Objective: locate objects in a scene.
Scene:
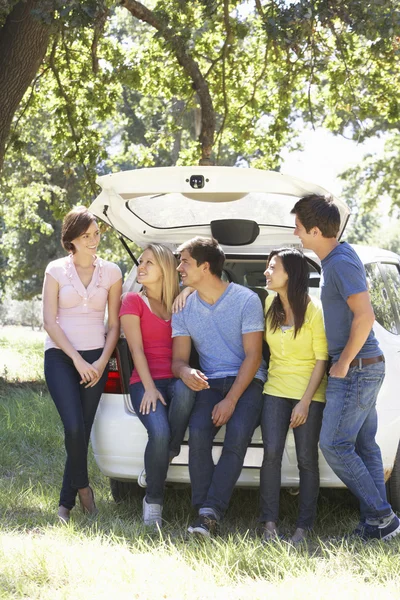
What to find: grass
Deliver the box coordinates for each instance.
[0,327,400,598]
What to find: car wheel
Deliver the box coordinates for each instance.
[109,478,144,503]
[386,440,400,512]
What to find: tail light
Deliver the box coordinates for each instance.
[104,353,123,394]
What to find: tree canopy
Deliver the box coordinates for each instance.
[0,0,399,298]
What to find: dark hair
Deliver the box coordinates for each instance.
[61,206,97,253]
[178,236,225,278]
[290,194,340,238]
[266,248,309,338]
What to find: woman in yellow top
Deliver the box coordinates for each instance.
[260,248,328,544]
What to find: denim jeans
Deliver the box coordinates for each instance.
[188,377,264,520]
[129,378,196,505]
[44,347,109,510]
[260,394,325,529]
[319,361,390,524]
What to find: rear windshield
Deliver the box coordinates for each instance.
[127,192,297,230]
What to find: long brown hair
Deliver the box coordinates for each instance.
[266,248,309,338]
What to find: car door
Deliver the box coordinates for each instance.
[364,258,400,472]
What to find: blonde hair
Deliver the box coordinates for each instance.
[142,244,179,313]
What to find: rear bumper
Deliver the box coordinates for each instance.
[91,393,345,487]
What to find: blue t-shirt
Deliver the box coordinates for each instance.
[172,283,268,381]
[320,242,381,361]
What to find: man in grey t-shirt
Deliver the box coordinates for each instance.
[172,237,267,536]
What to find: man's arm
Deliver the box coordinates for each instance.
[330,291,376,378]
[211,330,263,427]
[172,336,209,391]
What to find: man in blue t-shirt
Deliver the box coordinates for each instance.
[291,194,400,541]
[172,236,267,536]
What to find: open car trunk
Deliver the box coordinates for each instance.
[89,166,350,253]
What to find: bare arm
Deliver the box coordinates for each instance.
[212,330,263,427]
[42,273,99,383]
[172,336,209,391]
[121,313,166,413]
[87,278,122,387]
[330,291,375,378]
[172,287,194,313]
[290,360,327,428]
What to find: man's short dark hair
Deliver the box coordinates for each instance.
[291,194,340,238]
[178,237,225,278]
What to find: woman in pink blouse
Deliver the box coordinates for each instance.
[42,206,122,523]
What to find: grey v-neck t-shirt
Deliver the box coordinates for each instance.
[172,283,267,381]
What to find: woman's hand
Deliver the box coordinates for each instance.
[172,287,194,313]
[73,355,100,387]
[139,388,167,414]
[290,400,310,429]
[83,358,108,388]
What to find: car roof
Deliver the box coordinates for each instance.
[352,244,400,263]
[89,166,350,250]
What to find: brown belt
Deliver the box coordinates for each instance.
[348,355,385,369]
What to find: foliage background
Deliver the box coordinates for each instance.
[0,0,399,307]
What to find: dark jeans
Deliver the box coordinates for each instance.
[129,378,196,505]
[44,347,109,510]
[188,377,264,520]
[260,394,325,529]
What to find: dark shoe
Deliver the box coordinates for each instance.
[57,505,70,524]
[290,527,308,545]
[262,521,279,543]
[78,486,98,515]
[348,520,366,537]
[359,515,400,541]
[188,514,217,537]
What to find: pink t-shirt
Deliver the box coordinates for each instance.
[119,293,173,385]
[44,254,122,351]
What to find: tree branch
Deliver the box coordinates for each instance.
[4,65,51,156]
[48,39,97,195]
[216,0,233,161]
[121,0,215,165]
[92,6,109,74]
[254,0,264,18]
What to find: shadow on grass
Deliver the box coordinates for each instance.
[0,377,47,395]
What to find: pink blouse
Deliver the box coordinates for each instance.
[44,254,122,352]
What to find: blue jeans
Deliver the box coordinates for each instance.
[44,347,109,510]
[188,377,264,519]
[260,394,324,529]
[129,378,196,504]
[319,361,390,523]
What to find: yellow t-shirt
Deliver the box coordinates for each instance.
[263,294,328,402]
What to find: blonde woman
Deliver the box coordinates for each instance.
[120,244,195,528]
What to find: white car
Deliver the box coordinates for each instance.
[88,166,400,510]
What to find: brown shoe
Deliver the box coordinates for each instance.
[78,486,98,515]
[58,505,70,524]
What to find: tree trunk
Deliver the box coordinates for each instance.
[0,1,53,171]
[122,0,215,165]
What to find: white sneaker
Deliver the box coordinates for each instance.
[143,497,162,528]
[138,468,147,488]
